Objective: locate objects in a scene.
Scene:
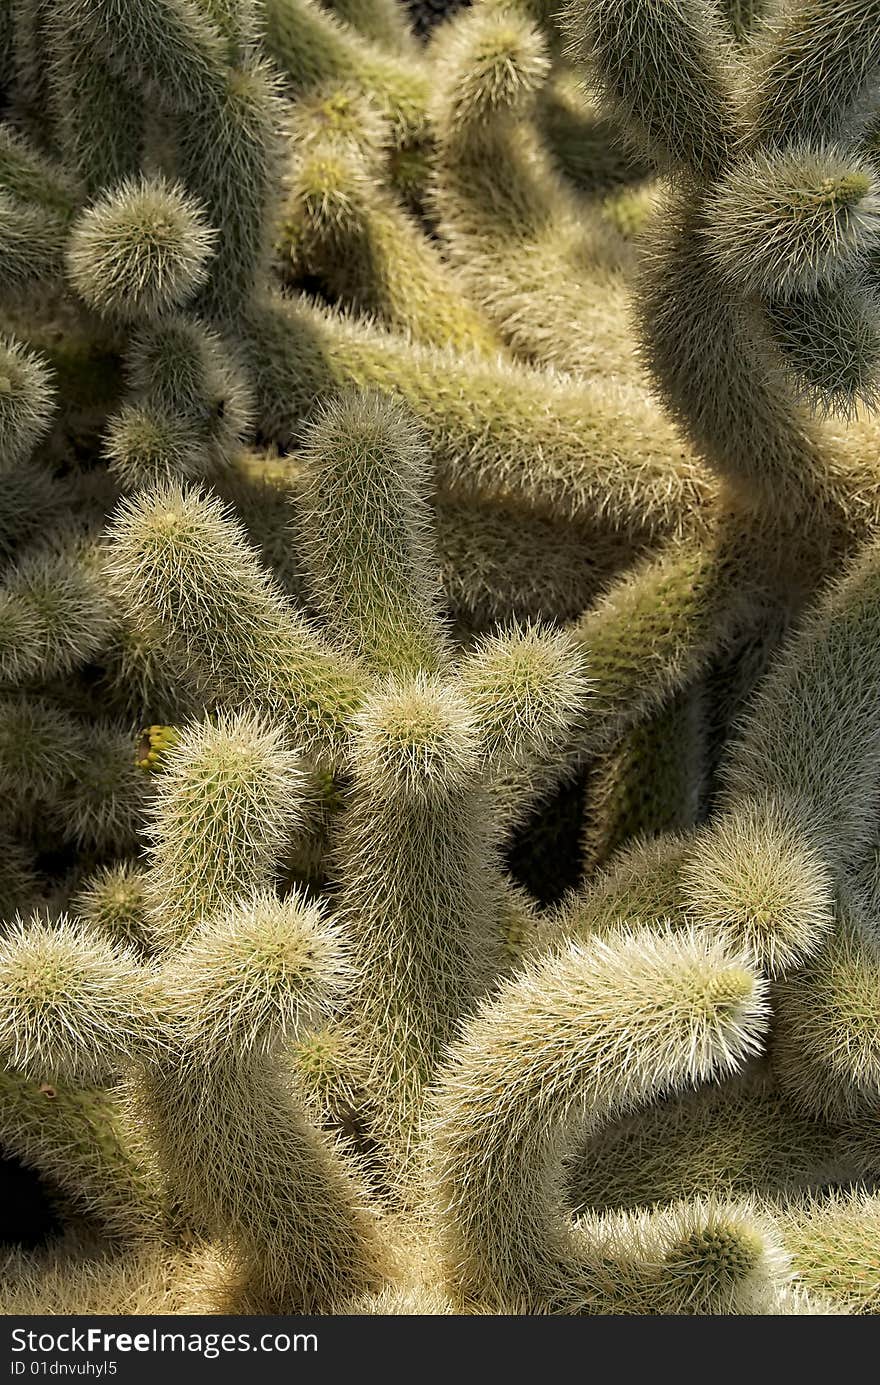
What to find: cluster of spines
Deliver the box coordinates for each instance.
[1,0,880,1319]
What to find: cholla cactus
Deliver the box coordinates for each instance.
[2,0,880,1318]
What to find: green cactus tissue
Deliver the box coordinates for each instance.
[0,0,879,1318]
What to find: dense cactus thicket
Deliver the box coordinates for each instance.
[1,0,880,1317]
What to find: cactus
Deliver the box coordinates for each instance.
[427,925,772,1312]
[1,0,880,1319]
[66,176,217,323]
